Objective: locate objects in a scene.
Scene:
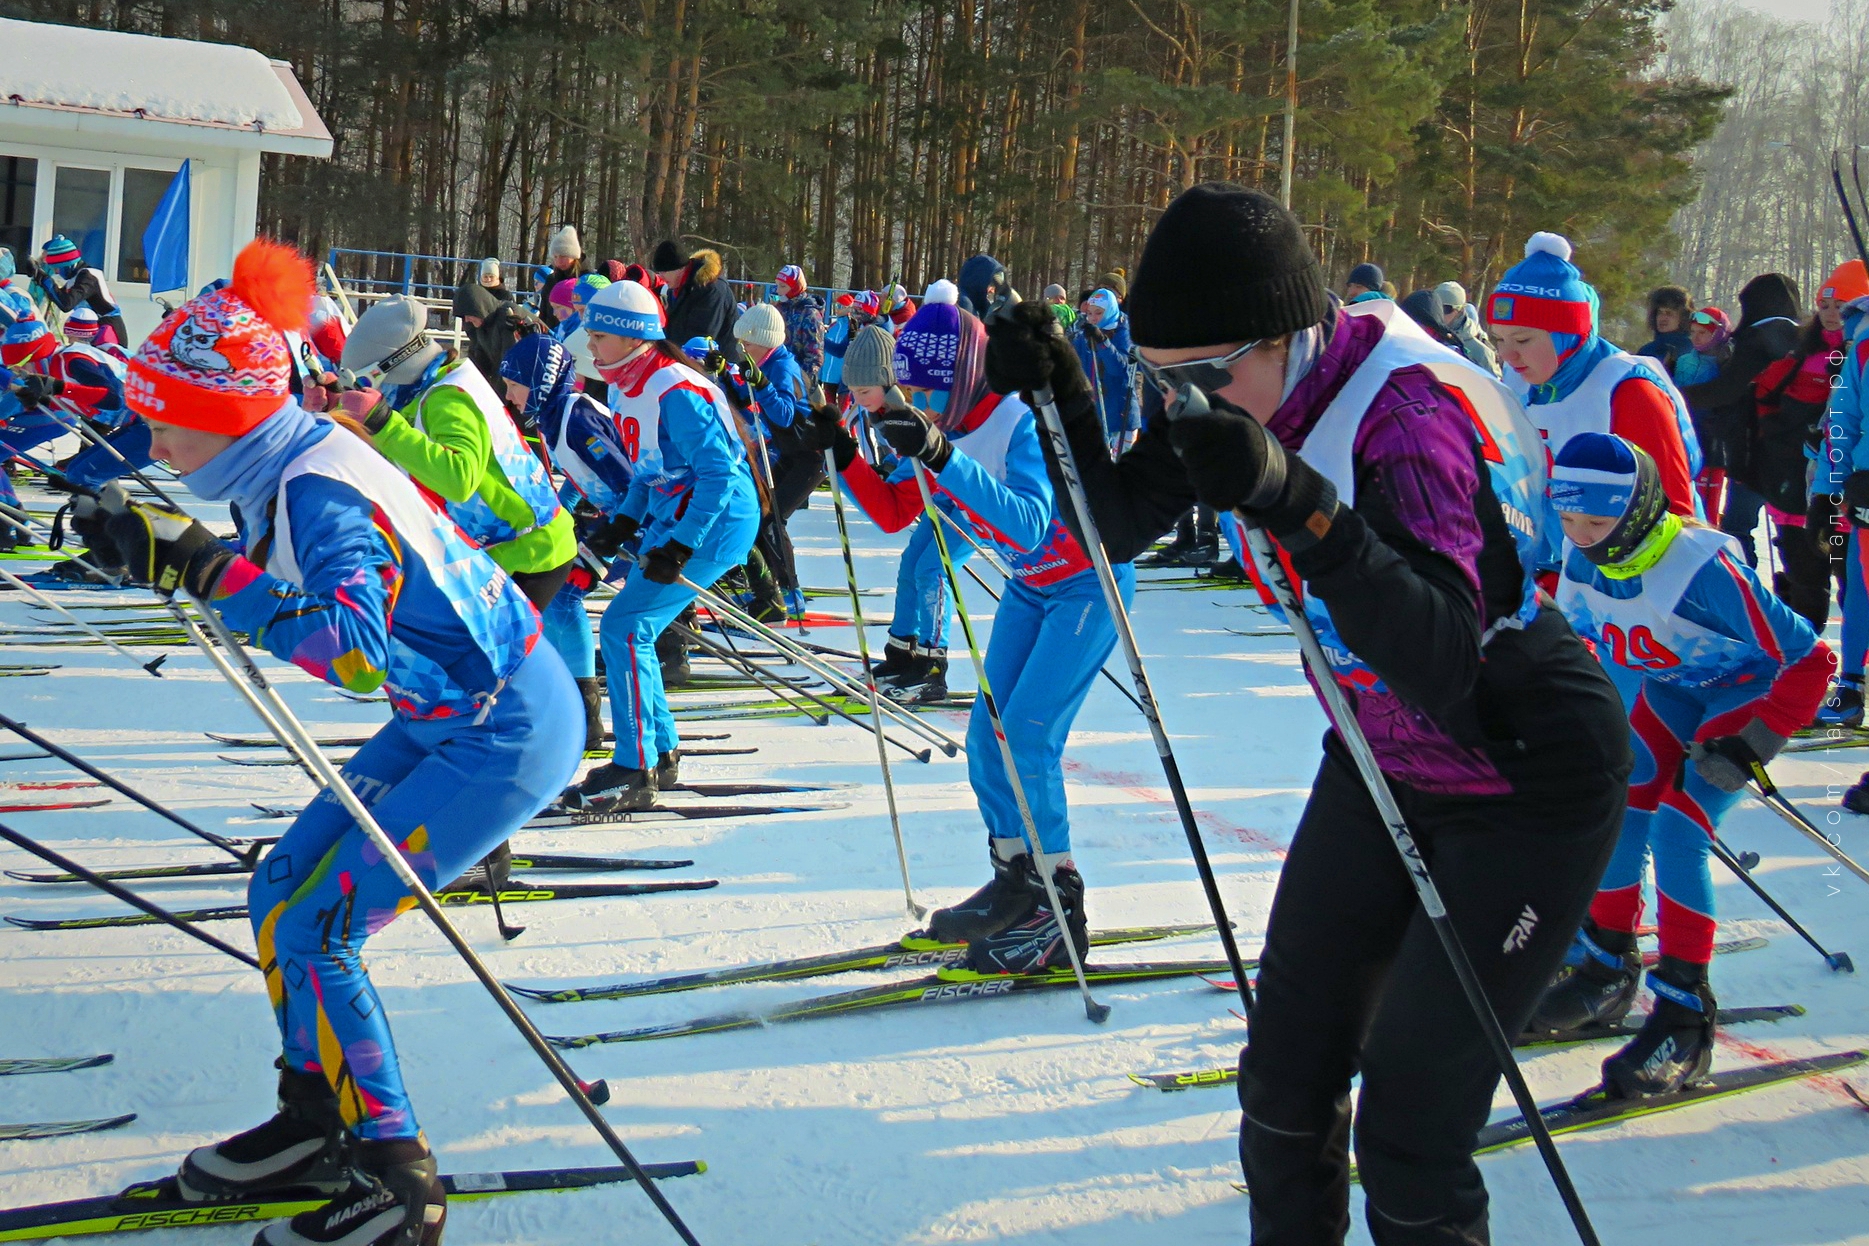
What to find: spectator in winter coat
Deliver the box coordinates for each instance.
[653,241,741,365]
[1342,262,1385,304]
[32,235,127,345]
[1637,286,1694,375]
[1097,269,1128,302]
[1072,288,1139,451]
[476,257,514,302]
[1433,281,1499,375]
[548,281,579,340]
[1678,306,1733,520]
[957,255,1009,316]
[1399,289,1464,350]
[1681,273,1805,565]
[536,225,585,314]
[453,278,538,390]
[774,265,826,383]
[1044,284,1078,332]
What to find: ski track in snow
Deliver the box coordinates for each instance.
[1,494,1867,1243]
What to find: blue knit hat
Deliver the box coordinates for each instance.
[893,295,962,391]
[1347,262,1384,290]
[1487,233,1594,336]
[1549,432,1640,518]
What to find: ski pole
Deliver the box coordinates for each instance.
[0,554,168,675]
[1710,837,1853,972]
[1747,762,1869,889]
[670,622,832,727]
[0,711,251,862]
[904,452,1109,1022]
[1029,386,1256,1013]
[0,822,260,967]
[825,445,923,919]
[1235,515,1600,1245]
[167,593,705,1246]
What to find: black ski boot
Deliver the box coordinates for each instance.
[1138,516,1199,566]
[927,839,1039,943]
[179,1064,350,1201]
[1602,957,1717,1098]
[576,678,606,753]
[562,763,656,814]
[884,649,948,704]
[656,749,681,789]
[0,523,17,555]
[1815,677,1865,729]
[1845,771,1869,816]
[962,859,1089,975]
[867,636,916,688]
[442,841,511,893]
[1521,919,1640,1036]
[655,627,690,689]
[256,1137,445,1246]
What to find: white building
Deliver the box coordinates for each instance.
[0,17,331,344]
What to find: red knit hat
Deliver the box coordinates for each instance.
[127,238,313,434]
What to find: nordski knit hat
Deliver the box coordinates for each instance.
[1128,183,1328,348]
[735,302,787,351]
[128,238,314,435]
[344,294,443,388]
[842,324,898,389]
[1487,233,1594,336]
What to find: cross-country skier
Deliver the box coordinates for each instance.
[98,238,580,1246]
[796,284,1135,974]
[31,234,128,345]
[990,182,1631,1243]
[561,279,759,812]
[731,300,817,620]
[1486,232,1701,582]
[1532,432,1831,1094]
[337,295,576,613]
[1072,287,1140,453]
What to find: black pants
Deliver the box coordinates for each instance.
[510,558,574,612]
[748,451,826,597]
[1771,521,1831,632]
[1240,746,1625,1245]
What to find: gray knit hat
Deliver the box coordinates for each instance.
[548,225,581,261]
[735,302,786,351]
[842,325,897,389]
[342,295,443,387]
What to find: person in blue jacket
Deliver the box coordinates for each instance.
[1534,432,1832,1096]
[501,332,639,750]
[796,290,1135,975]
[95,240,581,1246]
[563,278,760,813]
[1072,287,1139,452]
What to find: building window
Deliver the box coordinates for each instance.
[0,157,34,266]
[117,167,176,284]
[51,166,110,269]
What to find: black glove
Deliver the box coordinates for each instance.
[586,512,641,560]
[1808,495,1844,554]
[100,486,234,597]
[12,374,61,409]
[1689,720,1786,793]
[702,349,726,376]
[640,538,693,585]
[65,493,126,569]
[793,405,860,471]
[1164,387,1339,550]
[876,403,952,471]
[1846,471,1869,528]
[984,301,1092,408]
[742,359,767,390]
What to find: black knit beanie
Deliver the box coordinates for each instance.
[650,239,686,272]
[1129,183,1328,348]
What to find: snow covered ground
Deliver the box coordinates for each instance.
[2,478,1867,1245]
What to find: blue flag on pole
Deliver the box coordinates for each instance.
[142,162,190,294]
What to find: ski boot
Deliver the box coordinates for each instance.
[1520,919,1640,1036]
[784,587,807,621]
[746,594,789,624]
[576,678,607,754]
[1602,957,1717,1098]
[562,763,657,814]
[656,749,681,790]
[178,1064,351,1201]
[868,636,916,689]
[0,523,17,555]
[1817,677,1866,729]
[884,650,948,704]
[927,839,1040,943]
[442,842,511,894]
[1183,534,1219,567]
[655,627,690,689]
[1845,772,1869,816]
[962,858,1089,975]
[256,1136,445,1246]
[1202,555,1248,582]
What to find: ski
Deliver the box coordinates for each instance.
[1785,727,1869,754]
[253,781,847,819]
[0,1054,112,1077]
[0,799,109,813]
[1131,1005,1807,1091]
[0,668,55,678]
[7,879,719,930]
[0,1162,705,1240]
[513,922,1224,1003]
[0,1115,135,1141]
[8,850,695,885]
[0,781,100,792]
[1467,1049,1869,1159]
[220,745,757,767]
[545,959,1231,1047]
[527,801,848,827]
[206,730,730,747]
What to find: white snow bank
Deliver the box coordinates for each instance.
[0,18,303,131]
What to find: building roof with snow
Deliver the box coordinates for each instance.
[0,18,331,157]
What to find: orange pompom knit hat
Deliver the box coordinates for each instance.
[127,237,314,435]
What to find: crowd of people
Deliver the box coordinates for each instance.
[1,184,1864,1245]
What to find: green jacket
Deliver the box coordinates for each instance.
[372,364,575,576]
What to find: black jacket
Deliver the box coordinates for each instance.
[453,279,537,390]
[1681,273,1802,480]
[664,249,742,364]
